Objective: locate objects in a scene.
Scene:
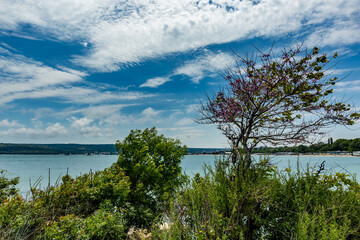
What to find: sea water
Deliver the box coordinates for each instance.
[0,154,359,196]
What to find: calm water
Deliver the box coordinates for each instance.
[0,154,359,196]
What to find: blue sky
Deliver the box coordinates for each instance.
[0,0,359,147]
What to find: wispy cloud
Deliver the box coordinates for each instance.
[174,51,235,83]
[305,20,360,48]
[0,47,155,105]
[335,79,360,92]
[140,107,161,123]
[0,53,85,95]
[139,50,235,86]
[0,48,85,105]
[140,77,170,88]
[175,117,194,126]
[0,123,68,139]
[1,0,358,72]
[0,119,22,127]
[70,117,93,128]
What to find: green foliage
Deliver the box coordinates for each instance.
[0,193,46,239]
[155,157,360,239]
[42,210,127,240]
[153,156,276,239]
[115,127,187,227]
[253,138,360,154]
[264,164,360,239]
[0,170,19,203]
[31,165,130,218]
[0,165,130,239]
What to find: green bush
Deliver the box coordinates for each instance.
[155,157,360,239]
[0,165,130,239]
[115,127,187,228]
[31,164,130,218]
[0,170,19,203]
[153,156,275,239]
[42,210,127,240]
[264,164,360,239]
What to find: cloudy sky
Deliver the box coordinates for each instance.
[0,0,359,147]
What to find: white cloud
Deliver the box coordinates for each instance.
[331,67,360,76]
[72,0,325,71]
[174,51,235,83]
[60,104,134,124]
[305,20,360,48]
[158,126,205,142]
[1,123,68,138]
[186,104,200,114]
[1,0,358,71]
[0,50,87,105]
[142,107,160,119]
[30,108,55,119]
[0,85,154,105]
[335,80,360,92]
[336,80,360,87]
[0,119,22,127]
[69,116,113,137]
[146,51,235,85]
[45,123,68,136]
[70,117,93,128]
[0,54,85,96]
[78,126,104,137]
[175,117,194,126]
[0,49,155,105]
[140,77,170,88]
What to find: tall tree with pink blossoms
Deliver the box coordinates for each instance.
[197,45,360,169]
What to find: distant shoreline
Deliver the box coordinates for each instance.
[0,143,226,155]
[254,153,359,157]
[0,153,358,157]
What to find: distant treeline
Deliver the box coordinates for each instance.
[2,139,359,155]
[0,143,226,155]
[253,138,360,154]
[0,144,118,155]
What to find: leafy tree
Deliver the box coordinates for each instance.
[197,46,360,168]
[115,127,187,227]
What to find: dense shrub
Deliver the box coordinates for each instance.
[0,165,130,239]
[154,157,360,239]
[31,164,130,218]
[42,210,127,240]
[0,170,19,203]
[264,164,360,239]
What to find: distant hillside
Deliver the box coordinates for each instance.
[0,143,117,155]
[253,138,360,154]
[0,144,225,155]
[186,148,226,154]
[3,139,359,155]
